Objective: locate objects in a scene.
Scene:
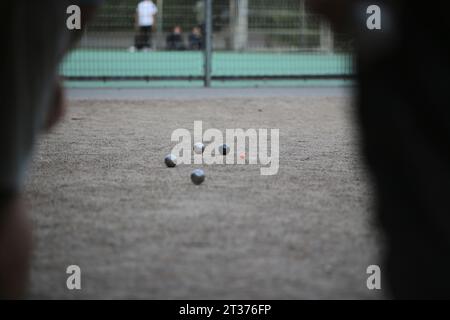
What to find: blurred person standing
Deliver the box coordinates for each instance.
[134,0,158,51]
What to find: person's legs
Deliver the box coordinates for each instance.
[136,26,152,50]
[143,26,152,49]
[134,33,140,49]
[135,27,143,50]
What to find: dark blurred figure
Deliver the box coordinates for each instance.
[193,0,206,41]
[309,0,450,298]
[166,25,186,51]
[188,26,203,50]
[0,1,98,298]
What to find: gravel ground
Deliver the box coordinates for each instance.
[25,93,383,299]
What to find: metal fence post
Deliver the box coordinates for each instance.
[204,0,213,87]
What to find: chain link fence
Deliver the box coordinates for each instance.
[61,0,354,85]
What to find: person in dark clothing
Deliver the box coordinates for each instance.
[309,0,450,298]
[166,25,186,51]
[188,26,203,50]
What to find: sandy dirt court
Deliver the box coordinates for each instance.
[25,88,383,299]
